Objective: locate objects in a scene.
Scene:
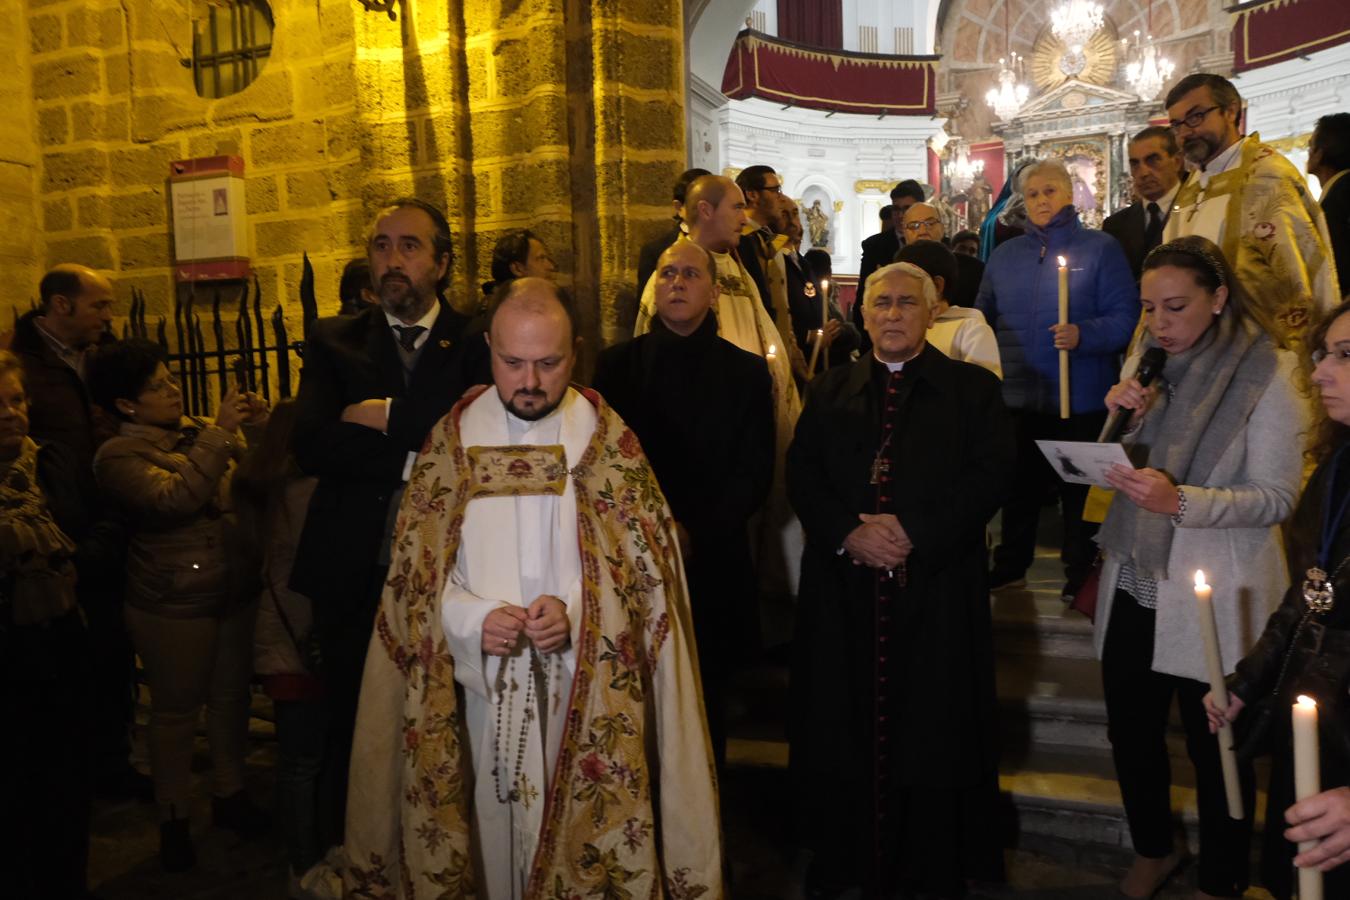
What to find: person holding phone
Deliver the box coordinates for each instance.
[89,339,270,872]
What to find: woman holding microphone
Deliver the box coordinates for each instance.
[1094,236,1308,898]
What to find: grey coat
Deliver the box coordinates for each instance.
[1092,349,1310,682]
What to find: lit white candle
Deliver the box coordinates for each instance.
[1293,695,1323,900]
[1194,570,1244,819]
[1057,255,1070,420]
[766,343,777,362]
[820,278,831,370]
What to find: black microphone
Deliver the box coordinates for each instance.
[1100,346,1166,443]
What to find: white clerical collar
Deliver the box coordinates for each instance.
[873,353,912,373]
[383,301,440,343]
[1151,181,1181,218]
[1197,137,1245,186]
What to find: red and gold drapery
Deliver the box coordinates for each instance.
[721,29,937,116]
[1232,0,1350,72]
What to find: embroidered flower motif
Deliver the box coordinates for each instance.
[1253,221,1276,241]
[404,725,420,753]
[617,428,641,459]
[579,752,608,783]
[507,458,534,476]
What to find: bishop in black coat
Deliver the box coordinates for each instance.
[594,310,774,765]
[787,263,1014,898]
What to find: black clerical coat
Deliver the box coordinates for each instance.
[594,315,774,644]
[785,344,1014,883]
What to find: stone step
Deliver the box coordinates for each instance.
[991,581,1097,660]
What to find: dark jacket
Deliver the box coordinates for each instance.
[784,251,859,363]
[853,228,905,353]
[951,251,986,310]
[288,300,488,614]
[737,229,777,319]
[975,206,1139,414]
[6,311,116,477]
[786,344,1014,794]
[594,313,774,650]
[1320,173,1350,299]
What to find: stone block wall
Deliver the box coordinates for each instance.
[3,0,688,370]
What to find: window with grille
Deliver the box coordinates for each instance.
[192,1,273,99]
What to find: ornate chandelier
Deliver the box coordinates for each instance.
[944,141,986,193]
[986,54,1030,122]
[1122,30,1175,100]
[1051,0,1104,51]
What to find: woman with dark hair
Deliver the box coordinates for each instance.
[0,348,121,897]
[479,229,557,304]
[1095,236,1308,898]
[1202,299,1350,898]
[233,401,331,891]
[88,338,270,872]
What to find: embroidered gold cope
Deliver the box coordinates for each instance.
[1165,133,1341,344]
[314,385,722,900]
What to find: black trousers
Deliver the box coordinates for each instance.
[991,409,1107,586]
[314,564,387,849]
[1102,591,1255,897]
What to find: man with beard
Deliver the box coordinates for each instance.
[1163,72,1339,342]
[289,198,489,847]
[325,278,722,899]
[596,241,774,768]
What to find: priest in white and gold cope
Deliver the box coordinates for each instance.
[1163,72,1340,343]
[327,278,722,900]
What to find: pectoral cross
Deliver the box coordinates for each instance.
[870,457,889,485]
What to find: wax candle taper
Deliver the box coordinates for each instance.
[1194,570,1244,819]
[1293,695,1323,900]
[1057,255,1070,420]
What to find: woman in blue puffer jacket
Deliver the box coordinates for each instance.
[976,158,1140,598]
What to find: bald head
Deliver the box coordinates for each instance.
[683,175,745,253]
[485,277,578,421]
[901,202,943,244]
[38,263,115,349]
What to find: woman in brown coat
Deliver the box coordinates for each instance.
[89,339,269,872]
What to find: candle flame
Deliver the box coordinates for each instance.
[821,278,830,291]
[1057,255,1067,268]
[767,344,777,355]
[1194,570,1208,589]
[1297,694,1318,709]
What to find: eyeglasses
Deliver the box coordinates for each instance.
[1168,105,1221,131]
[761,184,783,194]
[904,218,941,232]
[141,375,181,396]
[1312,347,1350,366]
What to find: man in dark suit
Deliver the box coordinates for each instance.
[858,180,925,289]
[634,166,710,300]
[787,261,1014,898]
[735,163,787,320]
[595,239,774,768]
[1310,113,1350,296]
[290,197,488,837]
[1103,126,1185,280]
[853,180,925,349]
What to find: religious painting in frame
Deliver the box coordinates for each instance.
[1040,137,1110,229]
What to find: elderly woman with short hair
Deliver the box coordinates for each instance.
[975,158,1140,598]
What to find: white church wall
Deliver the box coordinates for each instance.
[719,96,939,274]
[1237,40,1350,200]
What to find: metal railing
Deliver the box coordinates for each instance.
[121,253,320,417]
